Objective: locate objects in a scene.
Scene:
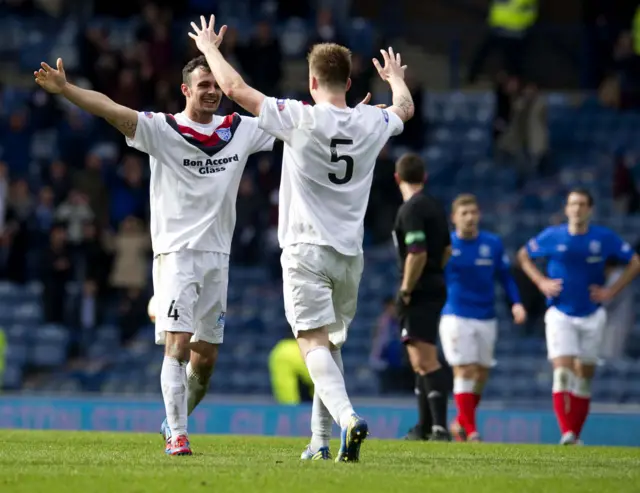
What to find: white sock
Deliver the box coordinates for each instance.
[309,350,343,450]
[161,356,188,437]
[186,362,208,416]
[305,347,354,429]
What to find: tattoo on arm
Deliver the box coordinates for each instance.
[106,117,137,139]
[395,95,414,121]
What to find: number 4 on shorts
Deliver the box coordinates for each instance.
[167,300,180,320]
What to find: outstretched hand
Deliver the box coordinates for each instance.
[188,14,227,53]
[372,47,407,82]
[360,92,388,108]
[34,58,67,94]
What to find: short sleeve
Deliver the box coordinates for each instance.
[526,227,555,259]
[240,116,276,154]
[604,230,634,263]
[400,203,426,253]
[381,108,404,137]
[125,111,166,155]
[257,97,308,142]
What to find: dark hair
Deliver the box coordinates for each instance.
[182,55,211,86]
[395,153,425,184]
[567,188,594,207]
[308,43,352,89]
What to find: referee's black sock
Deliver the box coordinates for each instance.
[421,367,449,431]
[415,373,432,433]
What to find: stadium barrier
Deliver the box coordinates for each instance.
[1,395,638,446]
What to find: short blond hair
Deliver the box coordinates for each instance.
[308,43,351,89]
[452,194,478,213]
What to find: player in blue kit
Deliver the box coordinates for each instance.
[518,189,640,444]
[440,194,527,442]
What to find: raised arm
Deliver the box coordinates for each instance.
[189,15,265,116]
[35,58,138,139]
[373,48,414,123]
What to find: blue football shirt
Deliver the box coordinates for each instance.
[526,224,634,316]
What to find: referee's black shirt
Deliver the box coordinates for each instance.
[392,191,450,298]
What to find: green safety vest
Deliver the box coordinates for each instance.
[489,0,538,33]
[634,6,640,55]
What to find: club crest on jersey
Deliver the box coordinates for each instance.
[215,127,232,142]
[216,311,226,329]
[479,244,491,257]
[382,109,390,124]
[144,111,153,118]
[277,99,286,111]
[589,240,601,254]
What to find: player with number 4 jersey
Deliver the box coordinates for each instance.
[34,33,277,455]
[188,14,413,462]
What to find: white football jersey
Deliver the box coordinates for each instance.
[258,98,404,256]
[126,111,274,255]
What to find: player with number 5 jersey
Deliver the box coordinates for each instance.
[188,15,413,462]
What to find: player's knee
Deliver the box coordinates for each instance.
[190,341,218,374]
[573,376,592,397]
[552,367,575,393]
[454,364,477,380]
[296,327,330,357]
[165,332,191,362]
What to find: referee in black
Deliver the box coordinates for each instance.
[392,152,452,441]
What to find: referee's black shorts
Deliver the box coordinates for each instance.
[398,290,445,345]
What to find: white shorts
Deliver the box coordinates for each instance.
[281,243,364,348]
[439,315,497,367]
[545,306,607,363]
[152,250,228,345]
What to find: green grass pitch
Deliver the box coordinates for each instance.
[1,431,639,493]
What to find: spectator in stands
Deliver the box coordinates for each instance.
[58,109,93,170]
[493,72,517,144]
[118,288,149,344]
[41,224,71,324]
[2,109,32,174]
[107,215,150,296]
[80,221,112,297]
[613,150,640,214]
[45,160,72,206]
[467,0,538,83]
[74,153,109,227]
[498,80,548,184]
[34,186,56,243]
[109,155,148,228]
[365,144,401,245]
[346,54,374,107]
[308,8,345,48]
[269,337,313,404]
[601,258,635,359]
[232,176,264,266]
[245,20,283,97]
[55,189,94,256]
[369,297,413,394]
[2,179,33,284]
[600,32,640,109]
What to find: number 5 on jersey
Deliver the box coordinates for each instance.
[167,300,180,320]
[329,138,354,185]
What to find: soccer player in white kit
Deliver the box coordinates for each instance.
[34,41,277,454]
[188,15,413,462]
